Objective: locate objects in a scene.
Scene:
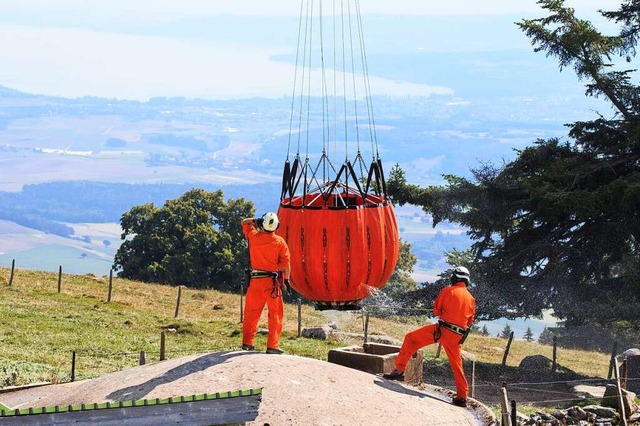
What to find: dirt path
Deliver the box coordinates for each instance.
[0,351,495,425]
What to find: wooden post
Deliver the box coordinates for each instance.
[363,313,370,344]
[502,331,514,367]
[470,360,475,398]
[240,283,244,323]
[297,298,302,337]
[71,350,76,382]
[620,358,628,390]
[614,357,628,426]
[608,341,618,379]
[160,331,166,361]
[9,259,15,286]
[552,335,557,372]
[499,384,510,426]
[107,269,113,302]
[139,351,146,366]
[435,343,442,358]
[174,286,183,318]
[510,400,517,426]
[57,266,62,293]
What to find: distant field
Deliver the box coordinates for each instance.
[0,150,278,192]
[0,221,119,275]
[0,208,466,279]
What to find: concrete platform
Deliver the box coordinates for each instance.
[328,342,423,383]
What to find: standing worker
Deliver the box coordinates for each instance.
[383,266,476,407]
[241,212,291,354]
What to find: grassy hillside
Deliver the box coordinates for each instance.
[0,267,615,414]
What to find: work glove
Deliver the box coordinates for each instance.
[255,218,264,229]
[283,278,291,294]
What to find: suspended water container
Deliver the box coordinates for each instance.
[276,0,399,310]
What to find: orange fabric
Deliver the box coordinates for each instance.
[433,282,476,328]
[394,283,476,398]
[242,223,290,349]
[242,223,290,272]
[276,194,398,304]
[242,277,284,349]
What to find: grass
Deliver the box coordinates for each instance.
[0,267,623,418]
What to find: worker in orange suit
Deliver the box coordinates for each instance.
[241,212,291,355]
[383,266,476,407]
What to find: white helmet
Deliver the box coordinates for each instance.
[451,266,470,282]
[261,212,280,232]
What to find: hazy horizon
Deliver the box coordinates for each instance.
[0,0,610,101]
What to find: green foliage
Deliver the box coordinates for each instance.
[524,327,534,342]
[500,324,513,339]
[379,239,418,300]
[539,327,555,345]
[387,1,640,326]
[114,188,254,290]
[1,361,59,387]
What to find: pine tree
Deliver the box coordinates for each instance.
[387,1,640,326]
[481,325,489,336]
[500,324,513,339]
[523,327,534,342]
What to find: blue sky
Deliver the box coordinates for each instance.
[0,1,608,17]
[0,1,610,100]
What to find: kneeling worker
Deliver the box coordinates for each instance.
[383,266,476,407]
[241,212,291,354]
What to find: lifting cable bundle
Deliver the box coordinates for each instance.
[276,0,399,310]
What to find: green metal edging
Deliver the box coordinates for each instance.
[0,388,262,418]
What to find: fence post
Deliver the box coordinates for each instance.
[613,357,628,426]
[363,313,370,344]
[608,341,618,379]
[471,359,476,398]
[107,269,113,302]
[57,266,62,293]
[297,298,302,337]
[240,283,244,323]
[500,383,510,426]
[552,335,557,372]
[174,286,183,318]
[510,400,517,426]
[71,350,76,382]
[160,331,166,361]
[9,259,15,286]
[502,331,514,367]
[139,351,146,366]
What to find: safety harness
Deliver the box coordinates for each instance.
[246,269,282,298]
[433,320,469,344]
[439,320,467,335]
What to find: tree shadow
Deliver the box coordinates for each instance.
[106,351,255,402]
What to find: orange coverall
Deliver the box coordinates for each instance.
[394,281,476,398]
[242,221,291,350]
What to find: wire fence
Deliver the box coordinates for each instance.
[2,258,639,417]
